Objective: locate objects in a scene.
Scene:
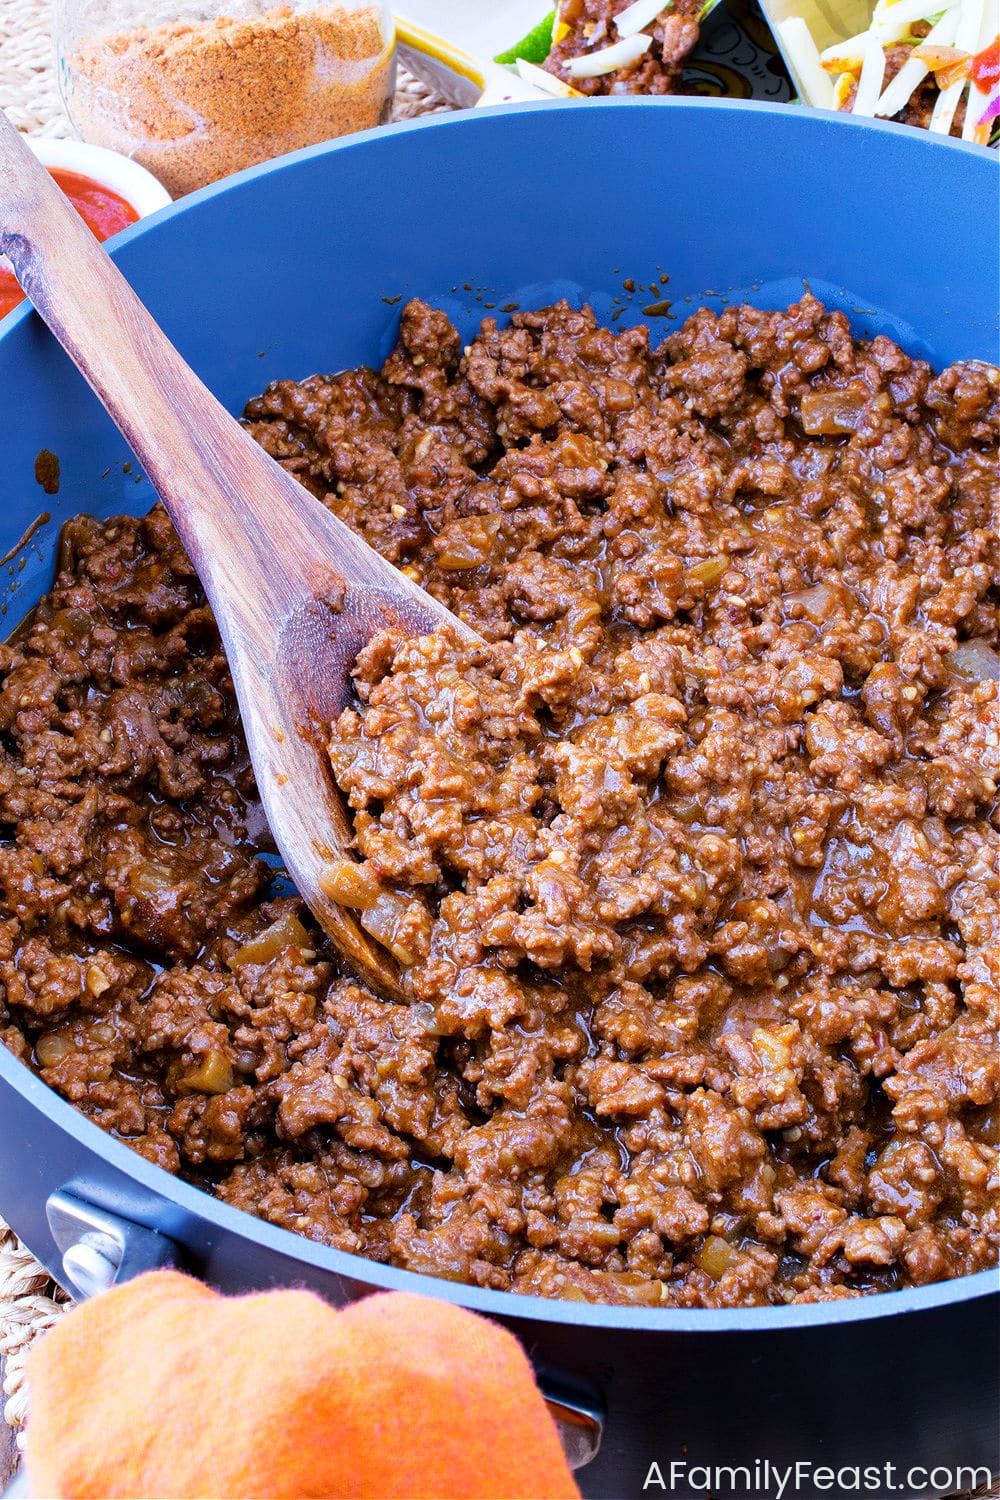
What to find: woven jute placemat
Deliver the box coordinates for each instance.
[0,1218,67,1455]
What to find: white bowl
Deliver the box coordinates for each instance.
[26,137,172,221]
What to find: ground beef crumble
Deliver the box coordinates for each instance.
[543,0,704,96]
[1,294,997,1308]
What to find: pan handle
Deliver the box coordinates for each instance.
[43,1189,604,1471]
[46,1189,177,1295]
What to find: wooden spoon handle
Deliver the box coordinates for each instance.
[0,115,478,1000]
[0,115,239,581]
[0,115,456,630]
[0,116,410,994]
[1,117,345,604]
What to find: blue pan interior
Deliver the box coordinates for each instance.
[2,98,997,628]
[0,98,997,1330]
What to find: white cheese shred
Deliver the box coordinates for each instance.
[874,6,960,115]
[963,0,998,138]
[871,0,961,45]
[563,32,653,76]
[929,0,984,132]
[820,31,869,72]
[775,17,835,107]
[514,57,582,96]
[614,0,669,39]
[852,30,888,113]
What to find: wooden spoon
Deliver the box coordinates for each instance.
[0,113,480,999]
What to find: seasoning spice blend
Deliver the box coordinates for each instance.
[60,2,394,196]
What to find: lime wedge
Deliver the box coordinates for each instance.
[494,10,557,64]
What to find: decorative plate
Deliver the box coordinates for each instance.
[395,0,793,106]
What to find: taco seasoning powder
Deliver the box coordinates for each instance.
[60,4,394,197]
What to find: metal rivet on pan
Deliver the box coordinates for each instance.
[62,1234,120,1298]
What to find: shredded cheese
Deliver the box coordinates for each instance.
[613,0,669,38]
[930,0,984,132]
[775,17,836,107]
[963,0,999,138]
[785,0,998,137]
[871,0,961,45]
[853,29,888,112]
[514,56,583,95]
[563,33,652,75]
[874,5,960,114]
[820,32,869,74]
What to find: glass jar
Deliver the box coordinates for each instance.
[56,0,396,197]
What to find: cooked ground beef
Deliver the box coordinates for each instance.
[2,294,997,1307]
[543,0,704,96]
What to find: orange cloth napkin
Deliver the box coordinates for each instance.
[25,1270,581,1500]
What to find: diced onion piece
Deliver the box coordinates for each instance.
[694,1236,738,1280]
[179,1049,234,1096]
[783,582,842,624]
[435,514,503,569]
[687,556,728,585]
[604,376,635,411]
[36,1032,74,1068]
[799,386,869,434]
[514,56,583,95]
[360,890,431,967]
[85,964,111,998]
[321,858,381,911]
[875,6,960,114]
[775,17,835,107]
[229,909,312,966]
[51,606,92,637]
[944,639,1000,680]
[614,0,668,38]
[564,32,652,76]
[872,0,961,45]
[853,31,888,114]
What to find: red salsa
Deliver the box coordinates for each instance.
[0,167,139,320]
[971,35,1000,92]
